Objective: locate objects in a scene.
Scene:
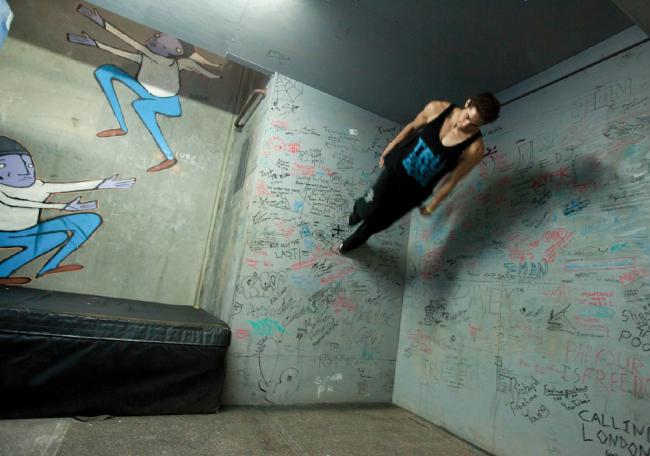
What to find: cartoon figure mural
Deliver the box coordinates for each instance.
[67,4,223,172]
[0,0,13,49]
[0,136,135,285]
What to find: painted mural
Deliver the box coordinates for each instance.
[0,0,12,49]
[1,0,264,301]
[66,3,223,172]
[0,136,135,286]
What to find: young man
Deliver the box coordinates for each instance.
[338,93,500,254]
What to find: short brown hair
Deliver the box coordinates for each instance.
[469,93,501,124]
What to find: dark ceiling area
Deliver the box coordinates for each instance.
[89,0,636,123]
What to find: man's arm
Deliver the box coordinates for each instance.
[40,179,103,194]
[0,191,66,210]
[420,139,484,215]
[178,58,222,78]
[96,41,141,63]
[76,4,161,61]
[379,100,451,167]
[67,31,140,63]
[41,175,135,193]
[104,22,160,61]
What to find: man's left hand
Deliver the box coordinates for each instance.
[419,206,434,216]
[98,174,136,189]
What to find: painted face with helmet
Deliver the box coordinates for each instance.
[0,136,36,188]
[145,32,188,58]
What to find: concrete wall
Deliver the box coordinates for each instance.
[0,0,263,304]
[198,73,271,316]
[393,27,650,456]
[221,74,407,405]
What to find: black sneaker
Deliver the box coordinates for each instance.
[348,212,361,226]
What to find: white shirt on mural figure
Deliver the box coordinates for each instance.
[99,23,181,97]
[0,179,103,231]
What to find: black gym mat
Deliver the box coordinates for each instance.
[0,287,231,418]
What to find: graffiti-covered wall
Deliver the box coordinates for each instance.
[222,74,408,404]
[393,28,650,456]
[0,0,265,303]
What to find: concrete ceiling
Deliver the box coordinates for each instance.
[89,0,636,124]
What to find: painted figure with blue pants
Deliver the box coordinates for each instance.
[0,136,135,286]
[67,4,223,173]
[0,0,13,49]
[0,213,102,282]
[94,64,181,165]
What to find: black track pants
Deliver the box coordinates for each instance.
[341,169,425,252]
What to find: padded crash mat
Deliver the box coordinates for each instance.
[0,287,231,418]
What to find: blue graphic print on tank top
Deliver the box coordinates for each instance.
[402,137,444,186]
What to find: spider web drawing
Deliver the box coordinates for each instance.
[271,75,303,117]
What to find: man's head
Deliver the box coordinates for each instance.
[145,32,194,59]
[460,93,501,128]
[0,136,36,188]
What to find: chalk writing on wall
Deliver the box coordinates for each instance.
[225,74,407,404]
[394,37,650,456]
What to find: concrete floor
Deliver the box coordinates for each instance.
[0,405,490,456]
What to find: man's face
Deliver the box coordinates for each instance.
[458,106,483,130]
[146,32,184,58]
[0,153,36,187]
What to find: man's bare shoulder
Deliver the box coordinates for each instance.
[423,100,452,123]
[465,137,485,162]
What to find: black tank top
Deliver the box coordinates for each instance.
[385,104,482,196]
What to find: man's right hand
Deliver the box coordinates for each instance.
[76,4,105,28]
[67,32,97,47]
[378,148,391,168]
[64,196,97,211]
